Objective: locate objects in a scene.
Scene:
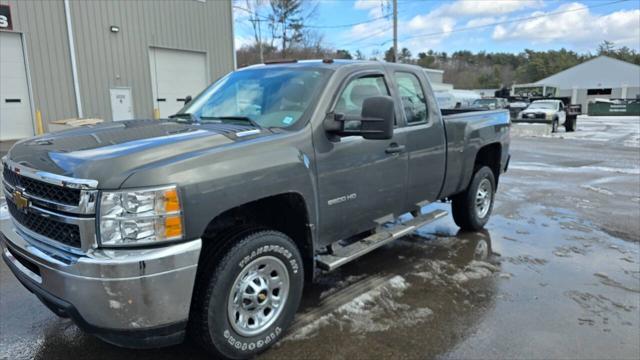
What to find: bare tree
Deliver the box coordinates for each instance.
[234,0,268,63]
[268,0,318,58]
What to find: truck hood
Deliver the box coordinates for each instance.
[5,119,268,188]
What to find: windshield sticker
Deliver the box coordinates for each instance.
[282,116,294,125]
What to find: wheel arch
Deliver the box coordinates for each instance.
[473,142,502,188]
[199,192,315,282]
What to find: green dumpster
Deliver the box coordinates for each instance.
[588,101,640,116]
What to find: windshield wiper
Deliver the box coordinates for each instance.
[201,116,262,129]
[168,112,200,123]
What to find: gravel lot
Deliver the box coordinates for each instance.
[1,116,639,359]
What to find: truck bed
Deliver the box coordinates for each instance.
[439,109,510,198]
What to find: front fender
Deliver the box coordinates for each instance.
[119,133,317,242]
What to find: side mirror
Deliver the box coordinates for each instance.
[184,95,193,105]
[325,96,394,140]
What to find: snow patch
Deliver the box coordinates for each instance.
[581,185,614,196]
[451,261,500,283]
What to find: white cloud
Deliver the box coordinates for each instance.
[234,35,255,50]
[345,19,392,43]
[492,2,640,49]
[465,16,505,28]
[354,0,390,18]
[354,0,382,10]
[374,0,537,53]
[343,0,457,51]
[440,0,541,16]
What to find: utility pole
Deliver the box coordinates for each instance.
[393,0,398,63]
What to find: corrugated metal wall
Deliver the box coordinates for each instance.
[1,0,234,127]
[1,0,77,125]
[69,0,234,121]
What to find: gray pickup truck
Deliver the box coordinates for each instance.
[1,60,510,358]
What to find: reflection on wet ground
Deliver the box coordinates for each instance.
[1,121,640,359]
[263,202,639,360]
[3,199,637,359]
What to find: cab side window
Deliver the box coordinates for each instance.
[335,75,390,116]
[394,72,428,124]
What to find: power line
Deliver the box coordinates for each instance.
[340,26,392,47]
[305,13,392,29]
[338,0,629,49]
[386,0,630,45]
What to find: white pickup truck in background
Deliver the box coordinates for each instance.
[515,99,580,132]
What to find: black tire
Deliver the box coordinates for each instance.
[451,166,496,231]
[191,230,304,359]
[551,118,559,133]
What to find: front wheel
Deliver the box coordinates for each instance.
[451,166,496,231]
[191,230,304,359]
[551,118,559,133]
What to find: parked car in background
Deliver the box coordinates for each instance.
[507,98,530,120]
[515,98,579,132]
[471,97,509,110]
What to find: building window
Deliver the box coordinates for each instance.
[587,88,612,95]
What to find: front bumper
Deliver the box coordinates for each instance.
[0,214,201,348]
[512,118,552,124]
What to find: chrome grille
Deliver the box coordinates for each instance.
[2,158,98,253]
[6,200,82,248]
[3,164,81,206]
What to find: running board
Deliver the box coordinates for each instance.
[316,209,448,271]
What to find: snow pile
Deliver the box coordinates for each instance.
[451,260,501,283]
[287,275,432,340]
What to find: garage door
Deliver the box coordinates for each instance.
[0,32,33,140]
[149,48,207,119]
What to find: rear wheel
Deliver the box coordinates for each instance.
[452,166,496,231]
[191,230,304,359]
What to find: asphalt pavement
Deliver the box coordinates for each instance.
[1,116,639,359]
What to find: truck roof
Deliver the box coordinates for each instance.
[240,59,424,72]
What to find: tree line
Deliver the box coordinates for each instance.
[235,1,640,89]
[379,41,640,89]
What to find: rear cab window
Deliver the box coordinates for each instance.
[394,72,428,125]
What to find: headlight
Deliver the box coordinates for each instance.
[546,113,553,120]
[99,185,184,246]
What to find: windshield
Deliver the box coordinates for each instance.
[473,99,497,106]
[528,102,558,110]
[178,67,331,129]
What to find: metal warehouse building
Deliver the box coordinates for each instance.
[0,0,234,141]
[534,56,640,111]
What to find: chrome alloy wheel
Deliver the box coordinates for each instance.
[475,178,493,219]
[227,256,290,337]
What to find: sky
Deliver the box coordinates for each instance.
[233,0,640,58]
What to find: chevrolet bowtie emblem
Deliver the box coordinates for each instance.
[12,191,29,211]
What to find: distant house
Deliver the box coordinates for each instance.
[534,56,640,110]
